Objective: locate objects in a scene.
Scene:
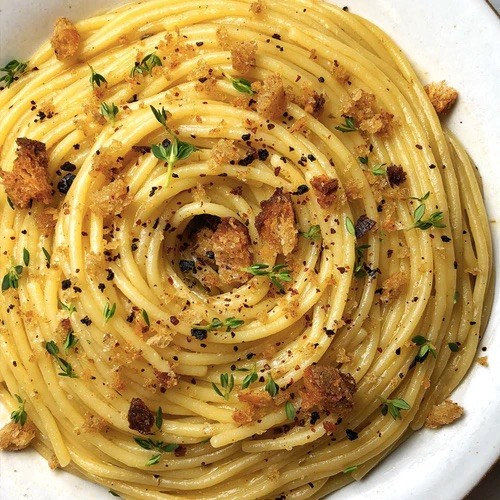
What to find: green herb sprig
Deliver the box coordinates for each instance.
[379,397,411,420]
[134,437,178,466]
[354,244,371,277]
[192,317,244,334]
[103,302,116,323]
[410,203,446,231]
[58,300,77,315]
[142,309,150,327]
[335,116,357,133]
[2,264,24,292]
[345,216,355,236]
[264,374,279,397]
[45,340,78,378]
[231,76,254,95]
[245,263,292,291]
[89,65,107,88]
[155,407,163,431]
[285,401,296,420]
[0,59,28,88]
[300,225,321,240]
[358,156,386,175]
[42,247,51,266]
[10,394,27,426]
[212,373,235,400]
[343,465,358,474]
[63,331,79,354]
[240,365,258,389]
[412,335,437,362]
[131,53,162,77]
[100,102,119,125]
[150,105,169,128]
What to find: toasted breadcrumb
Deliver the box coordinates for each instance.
[210,139,241,166]
[310,175,339,209]
[250,0,266,14]
[301,365,356,414]
[329,59,350,83]
[92,140,124,181]
[155,369,178,389]
[1,138,52,209]
[256,74,287,120]
[304,91,326,117]
[425,399,464,429]
[212,217,253,286]
[238,390,273,408]
[424,81,458,114]
[35,207,59,236]
[216,26,232,50]
[344,180,363,201]
[51,18,80,60]
[255,188,297,256]
[380,271,408,303]
[477,356,489,367]
[82,413,109,433]
[233,407,254,424]
[157,33,196,71]
[0,421,36,451]
[48,454,60,470]
[342,89,394,136]
[231,41,257,73]
[89,178,131,216]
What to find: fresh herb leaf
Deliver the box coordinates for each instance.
[156,407,163,431]
[410,191,430,202]
[264,374,279,397]
[2,264,23,291]
[231,77,254,95]
[55,357,78,378]
[358,156,368,165]
[410,201,446,231]
[345,216,355,236]
[145,454,161,466]
[142,309,150,327]
[150,105,169,128]
[23,248,30,266]
[448,342,460,353]
[371,163,387,176]
[131,53,162,77]
[42,247,51,266]
[285,401,295,420]
[300,225,321,240]
[103,302,116,323]
[354,244,371,278]
[100,102,119,125]
[379,397,411,420]
[412,335,437,362]
[89,65,107,88]
[343,465,358,474]
[45,340,60,356]
[192,317,244,334]
[108,491,120,497]
[245,263,292,292]
[0,59,28,88]
[212,373,235,400]
[242,371,258,389]
[58,300,77,315]
[10,394,27,426]
[335,116,357,133]
[63,331,78,354]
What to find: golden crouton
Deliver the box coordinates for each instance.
[51,17,80,61]
[424,81,458,114]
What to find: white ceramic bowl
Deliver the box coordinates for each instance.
[0,1,499,498]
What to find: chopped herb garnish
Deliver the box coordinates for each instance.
[245,263,292,292]
[63,331,78,354]
[345,216,355,236]
[285,401,296,420]
[103,302,116,323]
[46,340,78,378]
[89,65,107,88]
[131,53,162,77]
[2,264,23,291]
[448,342,460,353]
[410,202,446,231]
[58,300,77,315]
[134,437,178,452]
[212,373,235,400]
[42,247,51,266]
[142,309,150,327]
[300,225,321,240]
[192,317,244,335]
[343,465,358,474]
[23,248,30,266]
[335,116,357,133]
[371,163,387,176]
[145,454,161,466]
[100,102,119,125]
[354,244,371,278]
[241,364,258,389]
[264,374,279,397]
[155,407,163,431]
[410,191,430,202]
[150,105,169,128]
[151,136,197,187]
[230,76,254,95]
[10,394,27,426]
[0,59,28,88]
[379,397,411,420]
[358,156,368,165]
[412,335,437,362]
[45,340,60,356]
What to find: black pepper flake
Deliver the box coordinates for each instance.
[61,279,72,290]
[342,6,349,11]
[191,328,207,340]
[81,316,92,326]
[310,411,320,425]
[318,76,325,83]
[324,328,335,337]
[415,144,423,150]
[106,269,115,281]
[57,173,76,195]
[206,251,215,259]
[196,41,204,46]
[98,283,105,292]
[387,165,407,187]
[73,144,80,150]
[355,214,376,239]
[395,347,401,355]
[179,260,196,272]
[441,235,451,242]
[241,133,251,141]
[258,149,269,161]
[272,33,281,40]
[131,243,138,251]
[132,145,151,154]
[429,164,436,169]
[307,154,316,161]
[73,286,82,293]
[61,161,76,172]
[294,184,309,195]
[238,151,256,166]
[346,429,358,441]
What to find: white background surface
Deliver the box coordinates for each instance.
[0,1,499,499]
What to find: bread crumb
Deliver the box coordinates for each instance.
[89,178,131,216]
[477,356,488,367]
[51,17,80,60]
[250,0,266,14]
[210,139,241,166]
[380,272,407,303]
[425,399,463,429]
[231,41,257,73]
[310,175,339,209]
[424,81,458,114]
[256,74,287,120]
[0,421,36,451]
